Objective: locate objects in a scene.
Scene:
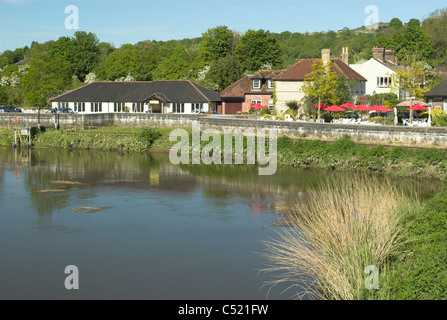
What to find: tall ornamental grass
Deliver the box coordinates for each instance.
[261,175,415,300]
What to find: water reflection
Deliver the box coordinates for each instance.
[0,147,445,299]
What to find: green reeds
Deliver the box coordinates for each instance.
[261,174,416,300]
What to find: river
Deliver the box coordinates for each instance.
[0,147,444,299]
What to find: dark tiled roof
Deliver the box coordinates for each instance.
[424,80,447,98]
[220,70,284,98]
[273,59,367,81]
[50,80,221,103]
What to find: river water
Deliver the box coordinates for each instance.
[0,147,444,300]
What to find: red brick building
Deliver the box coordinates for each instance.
[219,70,284,114]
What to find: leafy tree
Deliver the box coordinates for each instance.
[200,26,235,64]
[95,44,157,81]
[51,32,100,81]
[153,45,189,80]
[203,54,242,91]
[389,25,433,64]
[389,61,428,123]
[422,8,447,63]
[389,18,403,29]
[408,19,421,28]
[235,29,283,72]
[20,43,71,108]
[301,59,340,120]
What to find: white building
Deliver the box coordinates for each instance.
[349,47,405,98]
[49,80,221,114]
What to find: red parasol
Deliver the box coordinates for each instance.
[325,105,346,112]
[406,104,428,111]
[370,105,393,112]
[249,103,267,110]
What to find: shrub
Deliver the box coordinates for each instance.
[431,109,447,127]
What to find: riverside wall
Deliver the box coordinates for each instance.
[1,113,447,148]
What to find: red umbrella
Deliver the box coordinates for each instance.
[312,103,328,110]
[406,104,428,111]
[352,104,370,111]
[370,105,393,112]
[325,105,346,112]
[340,102,355,109]
[249,103,267,110]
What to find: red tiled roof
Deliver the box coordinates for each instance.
[273,59,367,81]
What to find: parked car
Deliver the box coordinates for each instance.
[0,105,22,112]
[45,108,74,114]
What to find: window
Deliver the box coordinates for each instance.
[92,102,102,112]
[252,79,261,90]
[268,99,274,113]
[192,103,202,113]
[173,103,184,113]
[267,79,274,90]
[114,102,125,112]
[377,76,391,88]
[75,102,85,112]
[251,100,262,106]
[134,102,144,112]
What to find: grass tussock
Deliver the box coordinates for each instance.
[261,175,416,300]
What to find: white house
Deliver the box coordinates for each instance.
[349,46,405,98]
[49,80,221,114]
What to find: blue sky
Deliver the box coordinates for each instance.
[0,0,445,52]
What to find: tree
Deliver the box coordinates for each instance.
[95,44,157,81]
[51,32,101,81]
[200,26,235,64]
[389,18,403,29]
[203,54,242,91]
[153,45,189,80]
[389,61,428,123]
[301,59,340,120]
[389,24,433,64]
[20,43,71,108]
[422,8,447,63]
[235,29,283,72]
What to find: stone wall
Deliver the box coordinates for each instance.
[1,113,447,147]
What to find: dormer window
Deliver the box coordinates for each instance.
[267,79,274,90]
[252,79,261,90]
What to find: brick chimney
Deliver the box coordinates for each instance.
[341,47,349,65]
[385,49,397,64]
[322,49,331,65]
[372,46,385,61]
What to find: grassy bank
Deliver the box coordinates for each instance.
[388,187,447,299]
[1,127,446,180]
[276,136,447,181]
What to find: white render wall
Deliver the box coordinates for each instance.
[274,81,305,114]
[51,101,212,114]
[350,59,396,96]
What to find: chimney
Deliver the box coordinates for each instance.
[372,46,385,61]
[341,47,349,65]
[385,49,397,65]
[322,49,331,65]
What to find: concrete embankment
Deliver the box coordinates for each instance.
[1,113,447,148]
